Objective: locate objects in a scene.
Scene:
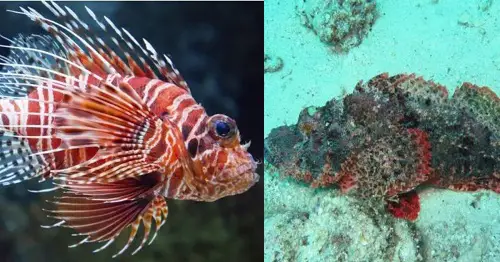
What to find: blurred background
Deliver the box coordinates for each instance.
[0,2,263,262]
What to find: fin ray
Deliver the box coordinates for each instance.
[46,172,168,256]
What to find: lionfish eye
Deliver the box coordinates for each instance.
[208,114,237,141]
[215,120,231,137]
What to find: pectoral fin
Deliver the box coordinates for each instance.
[45,172,168,256]
[50,78,172,183]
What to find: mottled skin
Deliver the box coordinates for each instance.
[265,73,499,221]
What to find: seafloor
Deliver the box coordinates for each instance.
[264,0,500,261]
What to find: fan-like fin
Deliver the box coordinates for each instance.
[44,173,168,256]
[386,190,420,221]
[56,171,163,202]
[48,73,185,183]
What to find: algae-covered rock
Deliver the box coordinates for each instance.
[264,171,422,262]
[264,53,284,73]
[296,0,378,53]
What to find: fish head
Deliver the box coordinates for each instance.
[192,114,259,201]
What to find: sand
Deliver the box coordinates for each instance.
[264,0,500,261]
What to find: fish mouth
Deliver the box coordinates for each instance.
[252,172,260,184]
[236,162,259,184]
[236,162,256,176]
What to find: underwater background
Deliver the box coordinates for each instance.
[265,0,500,261]
[0,1,263,262]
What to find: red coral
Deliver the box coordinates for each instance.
[386,191,420,221]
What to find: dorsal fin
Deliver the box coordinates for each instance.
[11,4,115,79]
[0,34,67,97]
[9,1,189,92]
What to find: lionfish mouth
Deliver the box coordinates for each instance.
[236,163,256,175]
[252,173,260,184]
[236,157,260,184]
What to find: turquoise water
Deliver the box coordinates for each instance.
[265,0,500,261]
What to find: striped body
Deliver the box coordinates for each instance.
[0,1,258,256]
[0,74,209,199]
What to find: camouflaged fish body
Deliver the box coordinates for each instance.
[265,73,499,220]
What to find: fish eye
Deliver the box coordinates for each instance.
[215,120,231,137]
[208,114,237,140]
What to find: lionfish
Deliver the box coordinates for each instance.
[0,1,259,257]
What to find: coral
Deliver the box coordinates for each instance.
[265,72,500,221]
[264,53,284,73]
[264,171,423,262]
[296,0,378,53]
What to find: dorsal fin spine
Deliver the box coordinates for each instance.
[21,4,116,75]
